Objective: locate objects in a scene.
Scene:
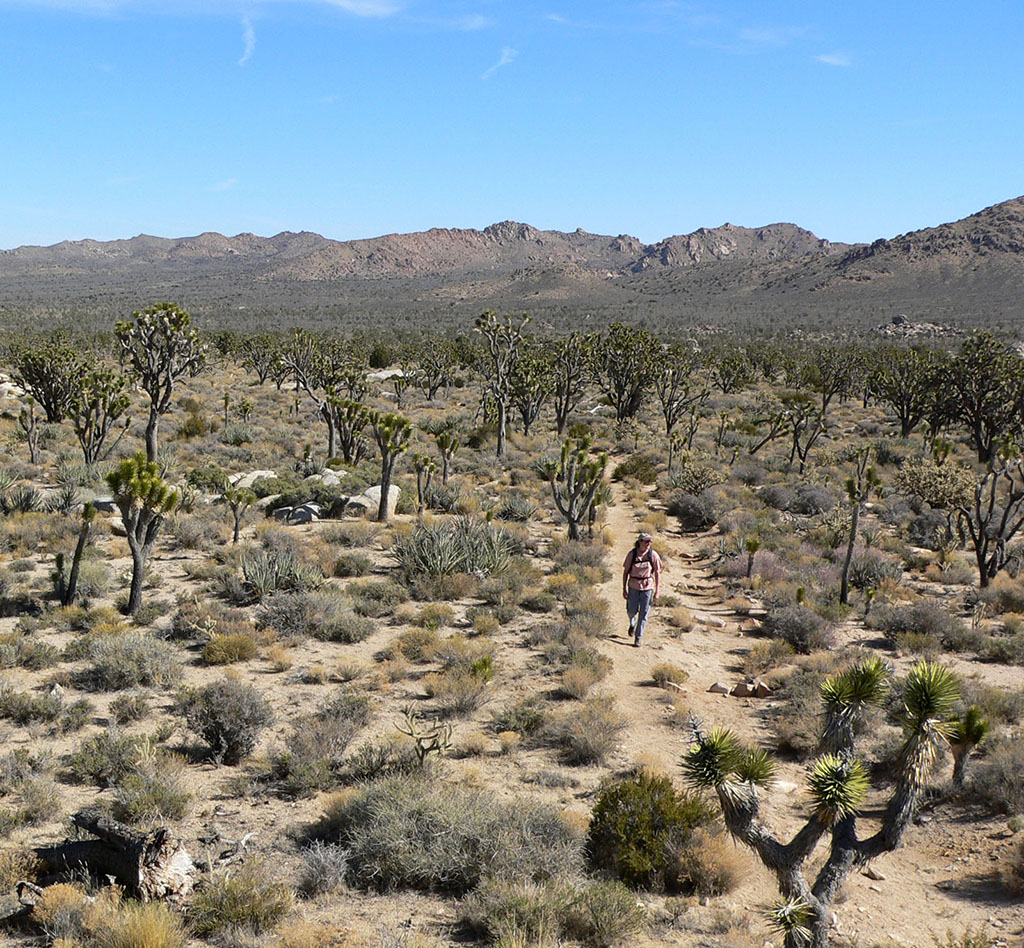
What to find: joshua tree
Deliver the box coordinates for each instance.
[223,485,257,545]
[107,452,179,615]
[368,411,412,523]
[116,303,206,463]
[475,310,529,458]
[588,323,660,422]
[839,448,882,605]
[868,346,944,438]
[551,332,588,435]
[434,430,460,486]
[67,368,132,466]
[324,393,371,464]
[58,502,97,607]
[683,659,985,948]
[410,453,436,514]
[508,348,553,437]
[541,433,608,541]
[653,343,710,436]
[954,451,1024,588]
[17,400,40,465]
[12,331,83,423]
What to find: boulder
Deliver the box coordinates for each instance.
[90,497,118,514]
[228,470,277,491]
[349,485,400,518]
[287,503,323,524]
[731,681,755,698]
[109,517,128,538]
[367,368,405,383]
[306,470,343,487]
[754,680,774,698]
[707,682,730,695]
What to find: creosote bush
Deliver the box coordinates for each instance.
[183,678,273,765]
[586,771,716,890]
[190,858,294,936]
[761,605,837,654]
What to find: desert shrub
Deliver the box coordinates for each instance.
[423,482,463,513]
[0,633,59,671]
[668,827,745,897]
[492,700,547,738]
[190,859,293,935]
[733,463,767,486]
[257,589,375,643]
[741,639,795,677]
[980,574,1024,614]
[907,508,952,549]
[1003,838,1024,896]
[391,517,519,578]
[0,848,39,890]
[391,627,441,662]
[847,554,903,591]
[613,454,659,485]
[166,512,220,550]
[461,876,644,948]
[759,484,794,510]
[300,840,350,897]
[332,552,373,577]
[79,634,182,691]
[320,775,581,893]
[414,602,455,631]
[321,521,382,548]
[95,900,187,948]
[872,601,965,648]
[238,548,323,603]
[651,663,688,688]
[424,667,492,717]
[265,691,371,797]
[222,422,256,446]
[667,491,718,532]
[183,679,274,765]
[667,464,724,496]
[202,632,260,665]
[495,494,537,522]
[561,665,603,699]
[109,693,150,725]
[0,683,62,725]
[548,696,626,765]
[586,771,715,890]
[66,729,152,786]
[349,580,409,618]
[790,484,835,515]
[110,752,192,824]
[761,605,836,654]
[341,741,420,783]
[971,733,1024,814]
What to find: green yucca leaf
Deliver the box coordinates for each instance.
[947,705,990,750]
[682,726,742,788]
[903,661,959,728]
[735,747,777,788]
[807,754,869,824]
[821,657,888,711]
[766,898,813,943]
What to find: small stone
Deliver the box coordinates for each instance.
[754,680,774,698]
[862,866,885,881]
[708,682,729,695]
[869,885,881,893]
[731,681,755,697]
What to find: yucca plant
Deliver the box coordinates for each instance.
[682,660,986,948]
[391,517,519,578]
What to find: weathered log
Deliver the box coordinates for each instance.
[35,808,194,901]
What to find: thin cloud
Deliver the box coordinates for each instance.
[481,46,517,80]
[0,0,403,15]
[207,178,239,192]
[319,0,400,15]
[816,51,852,67]
[738,25,807,47]
[238,16,255,65]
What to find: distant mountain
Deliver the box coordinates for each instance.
[1,197,1022,334]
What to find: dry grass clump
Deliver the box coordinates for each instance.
[741,639,795,677]
[258,589,376,644]
[190,858,294,936]
[201,631,261,665]
[317,774,581,894]
[650,663,688,688]
[548,696,625,766]
[78,634,182,692]
[665,606,693,631]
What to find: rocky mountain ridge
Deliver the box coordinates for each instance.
[1,196,1022,333]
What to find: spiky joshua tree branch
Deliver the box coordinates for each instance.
[682,659,986,948]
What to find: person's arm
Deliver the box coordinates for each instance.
[622,551,631,599]
[652,554,661,604]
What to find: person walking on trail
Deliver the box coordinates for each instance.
[622,531,661,647]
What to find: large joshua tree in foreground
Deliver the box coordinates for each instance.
[683,659,985,948]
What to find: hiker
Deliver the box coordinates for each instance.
[622,531,661,647]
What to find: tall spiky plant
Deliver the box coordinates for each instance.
[107,452,179,615]
[368,411,412,523]
[839,447,882,604]
[541,433,608,541]
[682,660,984,948]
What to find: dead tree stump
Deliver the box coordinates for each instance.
[34,809,195,901]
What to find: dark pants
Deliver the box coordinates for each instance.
[626,587,653,644]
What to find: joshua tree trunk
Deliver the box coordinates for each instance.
[145,409,160,464]
[840,503,861,605]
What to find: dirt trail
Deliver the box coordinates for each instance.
[593,480,768,758]
[593,480,1021,948]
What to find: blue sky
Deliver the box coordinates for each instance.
[1,0,1022,248]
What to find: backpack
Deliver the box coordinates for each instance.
[627,546,654,582]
